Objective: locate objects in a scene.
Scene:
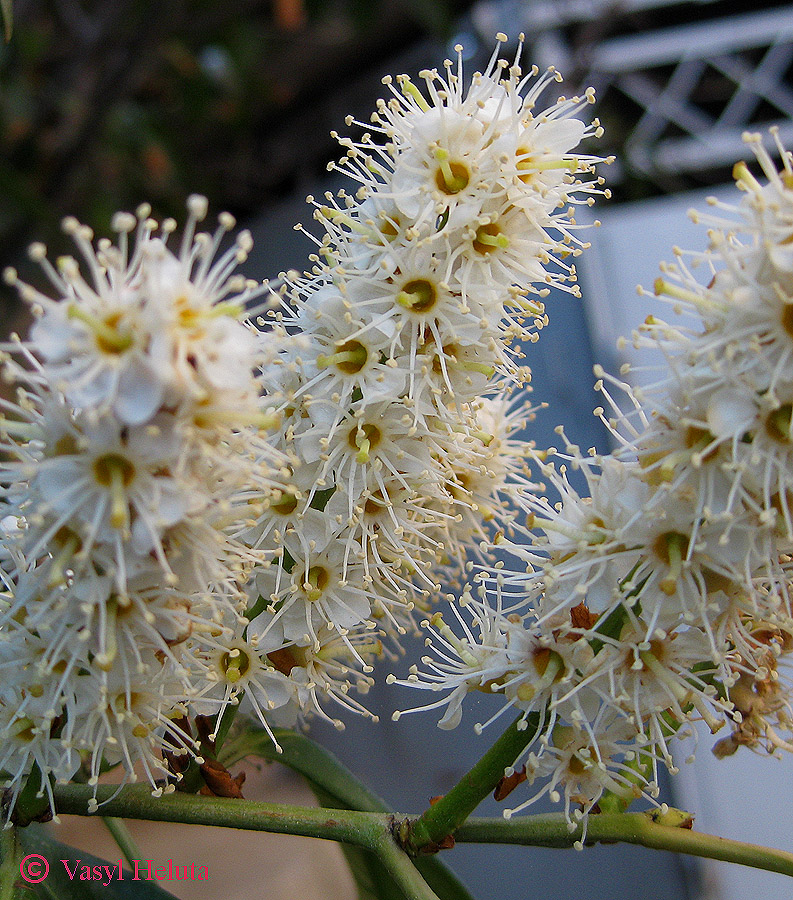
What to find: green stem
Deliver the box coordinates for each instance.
[597,746,655,814]
[373,833,443,900]
[407,714,538,853]
[53,783,442,900]
[52,783,385,848]
[0,827,19,900]
[101,817,142,869]
[455,812,793,878]
[49,783,793,883]
[220,725,476,900]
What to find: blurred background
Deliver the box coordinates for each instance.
[4,0,793,898]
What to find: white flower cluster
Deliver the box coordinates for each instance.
[0,38,608,816]
[398,132,793,833]
[247,35,606,725]
[0,199,285,813]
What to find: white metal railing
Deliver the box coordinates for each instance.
[472,0,793,181]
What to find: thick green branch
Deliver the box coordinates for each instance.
[52,783,442,900]
[455,812,793,878]
[220,723,477,900]
[53,783,387,849]
[373,833,443,900]
[407,714,538,853]
[48,783,793,884]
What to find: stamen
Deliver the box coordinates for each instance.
[95,597,119,671]
[398,77,431,112]
[653,278,704,307]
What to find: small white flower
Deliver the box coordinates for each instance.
[4,201,269,427]
[261,620,381,729]
[251,535,377,645]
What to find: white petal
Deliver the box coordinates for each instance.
[706,387,757,439]
[114,357,165,425]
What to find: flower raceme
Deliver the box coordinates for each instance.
[5,36,792,836]
[247,37,607,705]
[0,37,612,820]
[398,131,793,829]
[0,199,288,813]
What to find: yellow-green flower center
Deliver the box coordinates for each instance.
[766,404,792,443]
[396,279,437,313]
[221,648,252,684]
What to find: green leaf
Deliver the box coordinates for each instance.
[242,593,269,627]
[1,0,11,41]
[310,486,336,512]
[588,602,631,655]
[16,826,180,900]
[13,764,51,827]
[280,546,296,574]
[218,725,385,812]
[220,724,477,900]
